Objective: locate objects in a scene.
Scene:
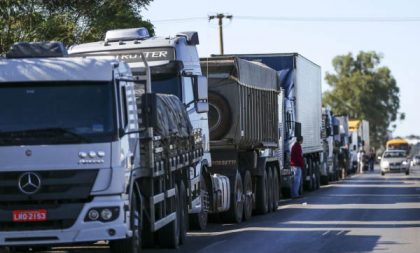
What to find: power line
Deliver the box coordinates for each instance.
[235,16,420,22]
[152,16,420,23]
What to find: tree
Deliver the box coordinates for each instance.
[323,51,404,148]
[0,0,154,55]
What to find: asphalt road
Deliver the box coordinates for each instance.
[4,166,420,253]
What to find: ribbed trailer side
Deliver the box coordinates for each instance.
[201,57,280,149]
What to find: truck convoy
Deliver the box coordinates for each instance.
[0,27,328,251]
[0,41,204,252]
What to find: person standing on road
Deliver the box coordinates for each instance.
[291,136,304,198]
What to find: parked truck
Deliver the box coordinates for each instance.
[69,28,216,232]
[336,115,351,176]
[0,41,204,251]
[220,53,323,194]
[200,56,283,222]
[349,120,370,172]
[321,107,341,184]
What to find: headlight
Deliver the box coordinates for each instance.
[402,161,408,166]
[381,161,389,167]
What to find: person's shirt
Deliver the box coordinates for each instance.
[290,142,304,168]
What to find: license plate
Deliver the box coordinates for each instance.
[12,209,47,222]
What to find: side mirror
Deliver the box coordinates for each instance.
[194,76,208,101]
[195,101,209,113]
[294,122,302,138]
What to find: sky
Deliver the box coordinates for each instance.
[142,0,420,137]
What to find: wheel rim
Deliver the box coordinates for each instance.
[235,176,243,219]
[244,172,253,219]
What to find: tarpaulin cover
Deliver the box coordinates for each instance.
[139,92,192,138]
[6,42,68,58]
[201,57,280,148]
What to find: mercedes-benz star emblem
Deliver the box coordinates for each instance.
[18,172,42,195]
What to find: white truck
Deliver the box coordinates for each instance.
[0,41,204,252]
[69,28,218,231]
[349,120,370,172]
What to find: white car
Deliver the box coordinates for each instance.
[380,150,410,176]
[411,155,420,167]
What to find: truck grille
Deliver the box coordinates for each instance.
[0,170,97,231]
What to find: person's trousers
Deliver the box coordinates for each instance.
[292,166,302,198]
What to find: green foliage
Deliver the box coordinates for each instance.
[0,0,154,55]
[323,51,403,148]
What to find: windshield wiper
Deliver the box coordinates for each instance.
[0,127,90,143]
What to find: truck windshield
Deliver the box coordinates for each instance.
[152,76,182,99]
[0,81,116,145]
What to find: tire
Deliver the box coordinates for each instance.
[208,92,231,140]
[267,168,273,213]
[272,167,280,212]
[242,171,253,221]
[179,181,188,245]
[315,162,321,190]
[110,190,141,253]
[189,174,208,230]
[256,169,269,214]
[223,172,243,223]
[406,170,410,175]
[320,175,329,185]
[381,172,385,176]
[158,184,180,249]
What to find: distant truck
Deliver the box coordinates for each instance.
[0,41,203,251]
[336,115,351,176]
[321,107,341,184]
[349,120,370,172]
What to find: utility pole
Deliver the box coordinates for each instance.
[208,13,233,55]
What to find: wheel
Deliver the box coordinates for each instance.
[158,184,180,248]
[178,181,188,245]
[242,171,253,221]
[223,172,243,223]
[405,170,410,175]
[267,168,273,213]
[272,167,280,212]
[110,190,141,253]
[208,92,231,140]
[189,174,208,230]
[381,172,385,176]
[256,169,269,214]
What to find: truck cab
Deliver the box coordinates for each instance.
[0,42,140,249]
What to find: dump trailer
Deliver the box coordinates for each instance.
[201,56,283,222]
[0,42,203,251]
[69,27,216,232]
[220,53,323,194]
